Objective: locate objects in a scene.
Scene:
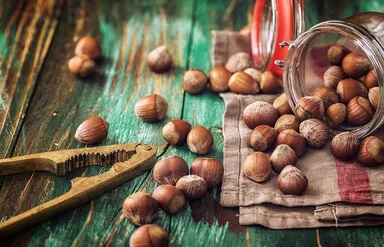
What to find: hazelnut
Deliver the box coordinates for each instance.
[327,44,348,65]
[153,156,189,185]
[209,66,231,92]
[129,224,168,247]
[182,69,208,94]
[152,185,185,214]
[147,46,172,73]
[368,87,379,110]
[186,126,214,154]
[75,36,101,59]
[277,165,308,195]
[260,71,283,94]
[270,144,297,173]
[299,119,330,148]
[274,114,300,132]
[347,96,374,126]
[313,87,339,108]
[122,192,159,226]
[75,116,109,144]
[162,120,192,146]
[228,71,260,95]
[330,132,360,161]
[364,69,378,89]
[358,136,384,166]
[342,52,371,79]
[225,52,253,73]
[68,55,96,78]
[273,93,293,115]
[326,103,347,127]
[243,152,271,183]
[135,94,168,123]
[323,66,347,89]
[243,101,279,129]
[295,96,325,120]
[276,129,307,157]
[190,158,224,188]
[176,175,208,200]
[336,79,368,104]
[244,68,262,83]
[249,125,278,151]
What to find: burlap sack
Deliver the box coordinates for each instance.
[213,30,384,229]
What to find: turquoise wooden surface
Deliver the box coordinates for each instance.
[0,0,383,246]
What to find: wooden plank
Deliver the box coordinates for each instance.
[0,0,195,245]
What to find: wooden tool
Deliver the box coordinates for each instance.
[0,143,157,236]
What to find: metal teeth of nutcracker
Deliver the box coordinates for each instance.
[279,40,293,48]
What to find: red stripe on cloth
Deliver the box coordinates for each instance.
[336,160,373,204]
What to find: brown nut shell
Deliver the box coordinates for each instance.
[122,192,159,226]
[299,118,330,148]
[68,55,96,78]
[270,144,297,173]
[147,46,172,73]
[183,69,208,94]
[326,103,347,127]
[260,71,283,94]
[313,87,339,108]
[364,69,378,89]
[327,44,349,65]
[152,185,185,214]
[358,136,384,166]
[323,65,347,89]
[129,224,169,247]
[336,79,368,104]
[190,158,224,188]
[225,52,253,73]
[249,125,278,151]
[273,93,293,115]
[274,114,300,132]
[342,53,371,79]
[135,94,168,123]
[75,36,101,59]
[276,129,307,157]
[243,101,279,129]
[244,68,262,83]
[347,96,374,126]
[243,152,272,183]
[153,156,189,185]
[75,116,109,144]
[368,87,379,110]
[295,96,325,121]
[176,175,208,200]
[277,165,308,195]
[186,126,214,154]
[162,120,192,146]
[228,71,260,95]
[209,66,231,92]
[330,132,360,161]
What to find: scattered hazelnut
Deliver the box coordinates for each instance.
[330,132,360,161]
[190,158,224,188]
[153,156,189,185]
[336,79,368,104]
[122,192,159,226]
[327,44,348,65]
[249,125,278,151]
[209,66,231,92]
[323,66,347,89]
[274,114,300,132]
[276,129,307,157]
[243,152,272,183]
[147,46,172,73]
[273,93,293,115]
[299,119,330,148]
[186,126,214,154]
[277,165,308,195]
[358,136,384,166]
[313,87,339,108]
[243,68,262,83]
[183,69,208,94]
[368,87,379,110]
[135,94,168,123]
[162,120,192,146]
[228,71,260,95]
[176,175,208,200]
[75,36,101,59]
[259,71,283,94]
[347,96,374,126]
[342,52,371,79]
[295,96,325,120]
[152,185,185,214]
[129,224,168,247]
[364,69,378,89]
[326,103,347,127]
[270,144,297,173]
[225,52,253,73]
[243,101,279,129]
[68,55,96,78]
[75,116,109,144]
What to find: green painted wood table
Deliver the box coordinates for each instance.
[0,0,383,246]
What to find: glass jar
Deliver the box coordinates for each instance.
[282,12,384,138]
